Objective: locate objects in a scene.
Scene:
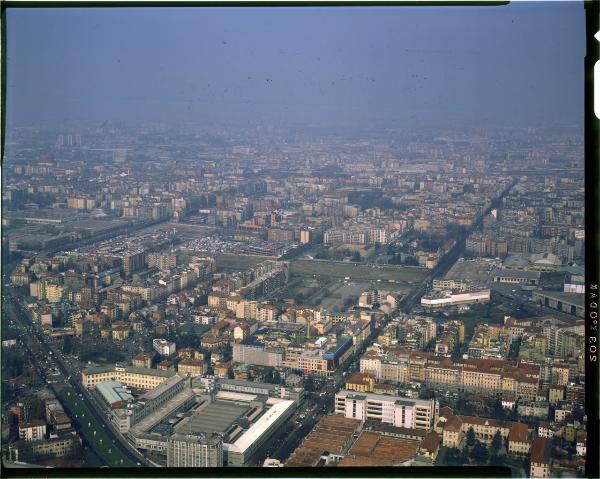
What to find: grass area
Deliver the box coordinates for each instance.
[56,387,138,467]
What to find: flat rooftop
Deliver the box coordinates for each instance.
[174,401,250,435]
[95,380,133,406]
[228,399,295,454]
[140,375,184,401]
[132,388,195,434]
[444,258,497,285]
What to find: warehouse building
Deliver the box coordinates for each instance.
[123,377,298,466]
[492,269,541,286]
[421,289,490,309]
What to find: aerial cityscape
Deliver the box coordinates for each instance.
[1,3,590,477]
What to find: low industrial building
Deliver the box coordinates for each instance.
[532,291,584,318]
[421,289,490,309]
[493,269,541,286]
[121,376,300,466]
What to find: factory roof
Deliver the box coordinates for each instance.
[95,380,134,406]
[228,399,295,454]
[493,269,541,279]
[533,290,584,306]
[175,401,249,435]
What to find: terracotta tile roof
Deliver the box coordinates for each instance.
[337,455,391,467]
[372,437,418,462]
[444,415,462,433]
[530,437,551,465]
[459,415,511,429]
[19,419,46,428]
[285,415,361,467]
[346,372,374,386]
[420,431,442,454]
[439,406,454,418]
[508,423,529,443]
[348,431,379,456]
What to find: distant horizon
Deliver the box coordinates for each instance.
[6,3,585,131]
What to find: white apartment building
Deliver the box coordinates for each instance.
[334,390,438,430]
[153,338,176,356]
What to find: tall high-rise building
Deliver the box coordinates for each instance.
[122,251,146,276]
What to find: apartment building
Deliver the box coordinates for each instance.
[166,433,223,467]
[18,420,47,442]
[148,253,177,271]
[530,437,552,478]
[81,364,175,389]
[334,390,438,430]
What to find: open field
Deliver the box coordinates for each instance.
[270,275,414,311]
[289,259,429,283]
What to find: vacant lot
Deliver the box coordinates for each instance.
[290,259,429,283]
[271,274,414,311]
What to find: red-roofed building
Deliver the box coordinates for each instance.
[508,423,530,455]
[419,431,441,462]
[530,437,552,478]
[442,415,463,448]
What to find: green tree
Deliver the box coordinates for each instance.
[472,442,489,464]
[523,456,531,474]
[2,350,24,378]
[467,427,476,447]
[62,335,74,354]
[404,256,419,266]
[444,447,466,466]
[491,430,502,454]
[263,370,274,383]
[492,398,506,420]
[304,376,314,391]
[28,398,46,420]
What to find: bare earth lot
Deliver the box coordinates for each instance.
[289,259,429,283]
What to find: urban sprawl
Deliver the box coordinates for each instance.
[1,125,585,476]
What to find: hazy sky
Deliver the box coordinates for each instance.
[6,3,585,130]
